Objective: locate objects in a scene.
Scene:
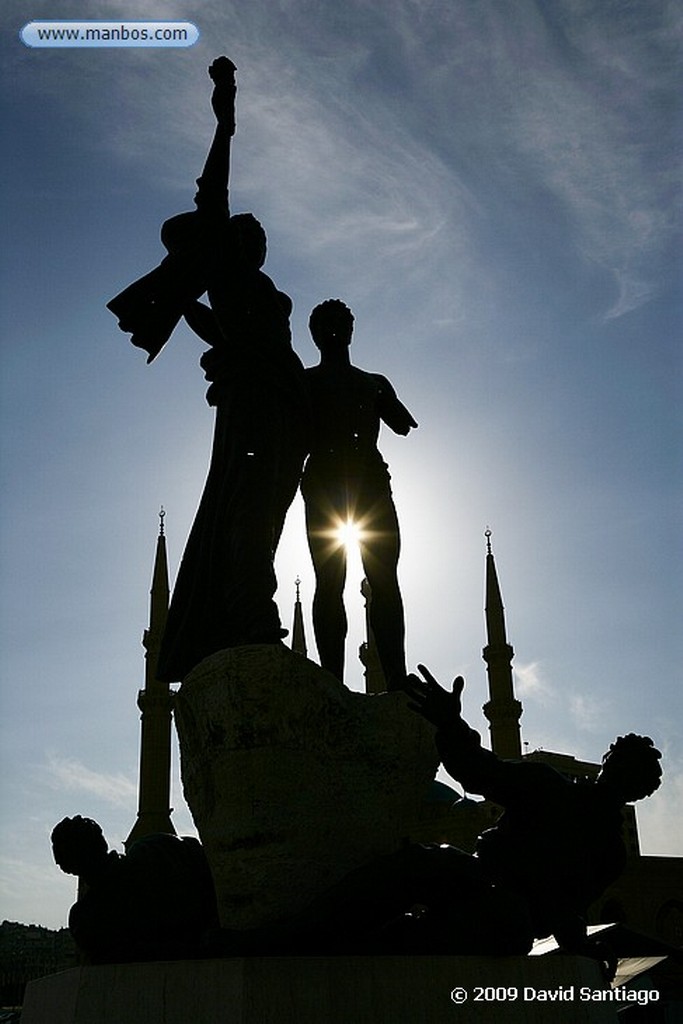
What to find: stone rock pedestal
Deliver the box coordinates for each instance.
[174,645,439,929]
[22,955,620,1023]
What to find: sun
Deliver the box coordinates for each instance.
[335,518,364,551]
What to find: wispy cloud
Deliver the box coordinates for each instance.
[568,691,612,733]
[485,3,680,318]
[15,0,674,323]
[46,754,136,807]
[514,660,556,704]
[385,0,679,319]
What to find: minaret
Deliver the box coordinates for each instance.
[291,577,307,657]
[359,578,387,693]
[126,509,176,848]
[482,529,523,759]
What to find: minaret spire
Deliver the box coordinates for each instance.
[126,509,176,848]
[482,529,523,759]
[291,577,308,657]
[149,508,169,637]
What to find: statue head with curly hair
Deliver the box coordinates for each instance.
[51,815,110,884]
[598,734,663,803]
[308,299,355,352]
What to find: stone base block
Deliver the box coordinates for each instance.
[22,955,620,1023]
[174,645,439,928]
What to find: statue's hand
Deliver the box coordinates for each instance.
[209,57,237,128]
[404,665,464,729]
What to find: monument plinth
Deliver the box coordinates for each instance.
[21,955,621,1024]
[174,644,439,929]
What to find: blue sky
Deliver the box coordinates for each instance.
[1,0,681,929]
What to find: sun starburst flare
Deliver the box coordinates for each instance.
[335,518,364,551]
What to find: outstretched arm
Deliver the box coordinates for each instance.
[194,57,237,213]
[406,666,517,800]
[376,376,418,435]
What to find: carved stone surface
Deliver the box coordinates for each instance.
[174,644,439,929]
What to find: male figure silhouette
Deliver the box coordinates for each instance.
[301,300,417,689]
[401,666,664,968]
[51,816,218,963]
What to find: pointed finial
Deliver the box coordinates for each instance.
[295,576,301,601]
[159,506,166,536]
[485,527,492,555]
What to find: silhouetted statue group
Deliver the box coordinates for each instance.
[108,57,415,690]
[53,669,662,971]
[82,58,666,973]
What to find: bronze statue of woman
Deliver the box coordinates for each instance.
[109,59,309,681]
